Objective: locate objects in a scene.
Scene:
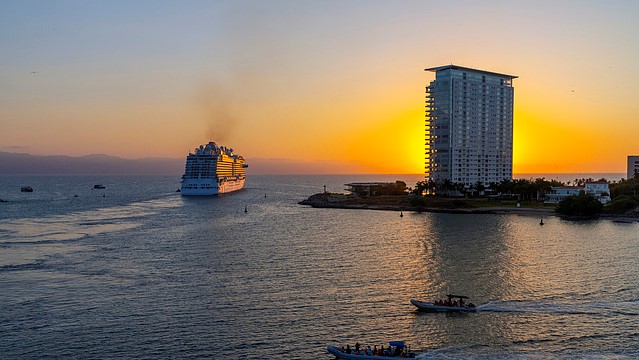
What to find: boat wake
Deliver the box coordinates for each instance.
[0,197,180,267]
[476,299,639,316]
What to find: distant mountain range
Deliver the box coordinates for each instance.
[0,151,375,175]
[0,152,184,175]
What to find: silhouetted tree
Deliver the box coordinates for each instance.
[556,192,603,216]
[610,176,639,198]
[605,195,638,214]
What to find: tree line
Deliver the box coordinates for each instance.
[410,175,639,215]
[411,178,566,200]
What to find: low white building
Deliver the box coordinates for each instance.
[584,181,611,204]
[545,182,611,204]
[544,186,582,204]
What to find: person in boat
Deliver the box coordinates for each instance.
[355,342,360,354]
[394,345,402,356]
[340,346,344,353]
[373,345,378,355]
[345,345,351,354]
[460,298,464,307]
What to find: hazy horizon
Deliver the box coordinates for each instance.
[0,150,628,179]
[2,1,639,174]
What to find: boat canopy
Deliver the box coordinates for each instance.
[388,341,405,348]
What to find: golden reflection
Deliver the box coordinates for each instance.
[408,214,521,349]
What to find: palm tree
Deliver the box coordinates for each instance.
[441,179,454,197]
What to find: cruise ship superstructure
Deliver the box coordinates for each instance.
[180,142,248,195]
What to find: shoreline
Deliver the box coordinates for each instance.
[299,193,639,222]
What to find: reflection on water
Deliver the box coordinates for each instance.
[409,213,639,357]
[0,175,638,359]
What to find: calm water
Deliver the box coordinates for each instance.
[0,175,637,359]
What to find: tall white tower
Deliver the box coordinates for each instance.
[628,155,639,179]
[425,65,517,185]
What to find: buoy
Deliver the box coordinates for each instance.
[244,206,248,213]
[540,218,544,226]
[400,210,404,218]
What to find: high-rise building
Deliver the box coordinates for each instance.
[628,155,639,180]
[425,65,517,185]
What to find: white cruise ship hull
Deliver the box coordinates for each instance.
[181,178,245,196]
[180,142,247,196]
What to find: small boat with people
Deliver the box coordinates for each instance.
[327,341,418,359]
[21,186,33,192]
[93,184,106,189]
[411,294,478,312]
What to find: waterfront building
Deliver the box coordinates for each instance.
[544,182,610,204]
[425,65,516,186]
[544,186,582,204]
[584,181,611,204]
[628,155,639,179]
[345,182,406,197]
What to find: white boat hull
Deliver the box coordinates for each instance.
[410,299,478,312]
[180,178,245,196]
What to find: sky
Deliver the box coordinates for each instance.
[1,0,638,174]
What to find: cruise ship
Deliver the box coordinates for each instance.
[180,142,248,195]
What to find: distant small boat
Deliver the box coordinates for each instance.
[21,186,33,192]
[93,185,106,189]
[411,294,478,312]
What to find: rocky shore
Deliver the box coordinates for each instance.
[298,192,553,215]
[299,192,639,221]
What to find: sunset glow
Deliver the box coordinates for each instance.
[1,1,638,174]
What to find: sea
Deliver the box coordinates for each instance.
[0,174,637,359]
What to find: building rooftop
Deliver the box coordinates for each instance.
[425,64,518,79]
[345,182,396,187]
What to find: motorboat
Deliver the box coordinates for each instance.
[93,185,106,189]
[327,341,418,359]
[411,294,478,312]
[21,186,33,192]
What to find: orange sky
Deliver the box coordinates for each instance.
[1,1,638,174]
